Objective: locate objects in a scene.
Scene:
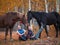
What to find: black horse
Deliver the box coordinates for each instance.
[0,12,21,41]
[27,11,60,39]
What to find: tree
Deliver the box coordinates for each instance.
[21,0,24,13]
[29,0,31,11]
[56,0,59,12]
[45,0,48,13]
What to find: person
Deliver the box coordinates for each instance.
[27,25,41,40]
[17,25,37,41]
[27,26,36,40]
[17,25,27,41]
[20,21,25,29]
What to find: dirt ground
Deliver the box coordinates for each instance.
[0,25,60,45]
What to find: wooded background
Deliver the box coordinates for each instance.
[0,0,60,15]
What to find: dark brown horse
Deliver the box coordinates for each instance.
[0,12,22,41]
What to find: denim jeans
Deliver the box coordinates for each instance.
[19,34,27,41]
[35,23,45,39]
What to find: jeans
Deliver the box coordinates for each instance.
[35,23,45,39]
[19,35,27,41]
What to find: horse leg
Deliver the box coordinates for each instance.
[35,23,46,39]
[39,25,49,38]
[5,27,8,40]
[54,24,58,37]
[10,28,13,41]
[45,25,49,37]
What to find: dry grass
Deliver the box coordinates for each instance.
[0,25,60,45]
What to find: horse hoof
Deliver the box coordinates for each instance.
[10,39,14,42]
[56,36,58,38]
[47,37,50,39]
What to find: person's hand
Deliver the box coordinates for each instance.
[24,30,28,36]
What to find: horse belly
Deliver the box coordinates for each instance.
[0,22,5,27]
[47,21,55,25]
[47,18,57,25]
[0,19,6,28]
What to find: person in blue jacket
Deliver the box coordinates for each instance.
[17,25,27,41]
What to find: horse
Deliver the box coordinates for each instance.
[0,12,22,41]
[27,11,60,39]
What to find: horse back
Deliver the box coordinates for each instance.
[42,13,57,25]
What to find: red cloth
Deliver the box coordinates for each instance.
[20,21,22,23]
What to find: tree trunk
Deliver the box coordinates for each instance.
[29,0,31,11]
[45,0,48,13]
[45,0,50,32]
[56,0,59,12]
[21,0,24,13]
[14,6,18,12]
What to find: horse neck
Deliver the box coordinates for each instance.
[21,15,27,24]
[32,12,42,21]
[32,12,38,19]
[31,13,40,28]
